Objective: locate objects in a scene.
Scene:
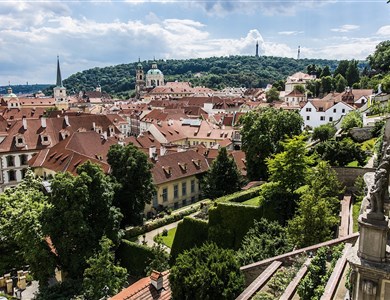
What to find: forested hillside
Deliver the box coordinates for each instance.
[59,55,358,98]
[0,84,51,95]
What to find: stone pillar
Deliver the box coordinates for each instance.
[0,276,5,288]
[6,279,13,294]
[18,276,26,290]
[358,213,389,262]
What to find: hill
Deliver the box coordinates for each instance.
[59,56,366,98]
[0,84,51,95]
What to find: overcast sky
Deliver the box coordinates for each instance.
[1,0,390,85]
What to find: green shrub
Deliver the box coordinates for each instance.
[116,239,155,277]
[208,202,275,250]
[215,186,262,203]
[170,217,209,261]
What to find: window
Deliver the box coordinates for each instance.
[319,107,324,112]
[306,107,312,112]
[306,116,310,121]
[6,156,14,167]
[174,202,179,209]
[162,188,168,202]
[342,109,346,113]
[182,182,187,196]
[20,154,28,166]
[191,180,196,193]
[174,184,178,199]
[333,108,336,113]
[320,116,325,121]
[21,169,27,179]
[8,170,16,182]
[182,199,187,207]
[191,196,196,203]
[329,117,333,121]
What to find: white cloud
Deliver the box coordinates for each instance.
[331,24,360,33]
[377,25,390,36]
[278,31,304,36]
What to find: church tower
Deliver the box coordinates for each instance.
[146,60,164,88]
[53,56,68,109]
[135,59,145,99]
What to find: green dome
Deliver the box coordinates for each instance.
[147,69,163,75]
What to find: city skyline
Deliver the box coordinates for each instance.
[0,0,389,85]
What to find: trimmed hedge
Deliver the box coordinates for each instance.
[208,201,277,250]
[116,239,155,277]
[215,186,263,203]
[170,217,209,261]
[124,200,211,239]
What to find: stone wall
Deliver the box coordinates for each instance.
[349,127,374,142]
[332,167,375,192]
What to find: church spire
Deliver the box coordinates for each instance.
[56,55,63,87]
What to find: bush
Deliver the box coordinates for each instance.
[35,279,83,300]
[170,217,209,261]
[116,239,155,277]
[215,186,263,203]
[208,202,275,250]
[162,229,168,236]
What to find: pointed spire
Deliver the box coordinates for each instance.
[56,55,63,87]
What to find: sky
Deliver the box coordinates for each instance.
[1,0,390,85]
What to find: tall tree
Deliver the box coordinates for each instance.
[312,124,337,141]
[334,74,348,92]
[341,110,363,131]
[170,242,244,300]
[43,162,122,279]
[265,87,280,102]
[321,76,334,94]
[83,236,127,299]
[367,40,390,73]
[107,143,155,225]
[334,60,349,78]
[346,60,360,87]
[320,66,331,78]
[0,170,56,285]
[202,147,243,199]
[240,108,303,180]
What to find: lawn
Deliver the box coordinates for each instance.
[160,227,177,248]
[241,196,261,206]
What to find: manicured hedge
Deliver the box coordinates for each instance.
[116,239,155,277]
[124,200,211,239]
[208,201,277,250]
[215,186,263,203]
[170,217,209,261]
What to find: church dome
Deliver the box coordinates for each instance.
[147,69,163,75]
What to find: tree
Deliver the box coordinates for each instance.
[237,218,292,265]
[240,108,303,180]
[293,84,305,94]
[346,60,360,87]
[83,236,127,299]
[368,40,390,73]
[288,162,342,247]
[43,161,122,279]
[144,237,170,275]
[341,110,363,131]
[0,170,56,285]
[334,74,347,92]
[169,242,244,300]
[320,66,331,78]
[312,123,337,141]
[381,73,390,93]
[306,79,321,97]
[321,76,334,94]
[334,60,349,78]
[313,138,367,167]
[265,87,280,102]
[107,143,155,225]
[202,147,243,199]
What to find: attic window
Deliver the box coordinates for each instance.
[178,162,187,171]
[15,135,25,147]
[95,154,103,161]
[192,159,201,168]
[163,166,172,175]
[207,131,211,137]
[74,160,82,168]
[41,134,50,145]
[49,152,57,159]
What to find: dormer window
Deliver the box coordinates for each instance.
[40,134,50,146]
[15,135,25,147]
[178,162,187,171]
[60,129,70,140]
[163,166,172,176]
[95,126,103,134]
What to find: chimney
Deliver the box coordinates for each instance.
[103,131,107,140]
[22,117,27,130]
[41,116,47,128]
[92,122,96,130]
[150,271,163,291]
[160,146,166,156]
[64,115,70,126]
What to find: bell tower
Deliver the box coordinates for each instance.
[135,58,145,99]
[53,56,68,109]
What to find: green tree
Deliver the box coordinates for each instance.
[170,242,244,300]
[320,66,331,78]
[368,40,390,73]
[144,237,170,275]
[306,79,321,97]
[107,143,155,225]
[266,87,280,102]
[341,110,363,131]
[293,84,305,94]
[202,147,243,199]
[346,60,360,87]
[43,161,122,279]
[288,162,342,247]
[237,218,292,265]
[321,76,334,94]
[240,108,303,180]
[83,236,127,299]
[334,60,349,78]
[312,123,337,141]
[381,73,390,93]
[335,74,348,92]
[313,138,367,167]
[0,170,56,285]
